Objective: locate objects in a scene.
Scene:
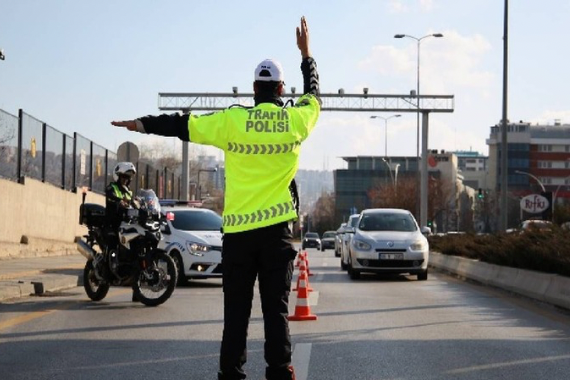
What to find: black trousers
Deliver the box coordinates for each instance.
[219,222,297,380]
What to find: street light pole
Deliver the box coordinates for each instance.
[370,114,401,157]
[394,32,443,226]
[197,167,218,201]
[381,158,400,192]
[515,170,546,193]
[553,175,570,207]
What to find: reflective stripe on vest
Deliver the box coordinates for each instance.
[223,201,294,227]
[227,141,301,154]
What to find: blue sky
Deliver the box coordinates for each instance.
[2,0,570,170]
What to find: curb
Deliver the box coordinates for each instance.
[429,252,570,311]
[0,273,81,302]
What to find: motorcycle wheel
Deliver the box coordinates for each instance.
[83,261,110,301]
[132,251,177,307]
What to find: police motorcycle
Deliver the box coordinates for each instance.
[76,189,177,306]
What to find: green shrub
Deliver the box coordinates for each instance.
[428,229,570,277]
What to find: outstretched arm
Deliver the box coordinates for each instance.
[111,113,190,141]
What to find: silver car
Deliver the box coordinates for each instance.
[346,208,429,281]
[340,214,360,270]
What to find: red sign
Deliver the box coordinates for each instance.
[428,155,437,168]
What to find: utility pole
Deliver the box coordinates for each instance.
[500,0,509,231]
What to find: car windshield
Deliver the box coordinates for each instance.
[323,232,335,238]
[350,216,359,227]
[358,212,417,232]
[305,233,319,238]
[169,210,222,231]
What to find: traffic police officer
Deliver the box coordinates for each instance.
[111,16,320,380]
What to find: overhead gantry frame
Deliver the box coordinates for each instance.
[158,92,454,228]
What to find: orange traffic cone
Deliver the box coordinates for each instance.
[293,258,313,292]
[288,271,317,321]
[304,250,313,277]
[295,249,302,267]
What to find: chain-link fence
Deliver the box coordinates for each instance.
[0,108,182,198]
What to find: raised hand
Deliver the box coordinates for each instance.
[296,16,311,58]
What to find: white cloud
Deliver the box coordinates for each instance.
[420,0,434,11]
[387,0,435,13]
[387,0,409,13]
[360,30,494,96]
[532,110,570,126]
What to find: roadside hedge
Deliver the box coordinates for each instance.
[428,229,570,277]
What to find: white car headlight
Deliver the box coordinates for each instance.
[410,240,427,251]
[187,241,210,256]
[352,239,372,251]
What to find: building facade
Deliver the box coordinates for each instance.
[487,121,570,205]
[334,154,473,232]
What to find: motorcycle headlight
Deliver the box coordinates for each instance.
[187,242,210,256]
[352,239,371,251]
[410,240,427,251]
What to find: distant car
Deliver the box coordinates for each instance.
[346,208,429,281]
[302,232,321,250]
[320,231,336,251]
[507,219,553,234]
[521,219,553,232]
[334,223,346,257]
[340,214,360,270]
[159,206,223,285]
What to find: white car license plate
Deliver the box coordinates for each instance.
[380,253,403,260]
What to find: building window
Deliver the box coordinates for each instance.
[539,145,553,152]
[538,161,552,168]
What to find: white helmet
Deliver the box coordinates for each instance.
[113,162,137,182]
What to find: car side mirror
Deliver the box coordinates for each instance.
[348,227,355,233]
[421,226,432,236]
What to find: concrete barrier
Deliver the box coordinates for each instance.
[488,265,520,292]
[429,252,569,311]
[543,275,570,310]
[2,177,104,259]
[511,268,554,301]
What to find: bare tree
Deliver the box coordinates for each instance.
[310,192,336,235]
[368,175,453,230]
[139,139,182,172]
[368,176,418,216]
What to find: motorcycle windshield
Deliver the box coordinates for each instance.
[138,189,161,214]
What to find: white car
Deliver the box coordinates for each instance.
[159,206,223,284]
[346,208,429,281]
[340,214,360,270]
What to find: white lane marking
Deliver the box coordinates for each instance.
[292,343,312,380]
[308,290,319,306]
[446,354,570,374]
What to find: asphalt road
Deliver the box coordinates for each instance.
[1,248,570,380]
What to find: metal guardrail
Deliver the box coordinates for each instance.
[0,108,182,198]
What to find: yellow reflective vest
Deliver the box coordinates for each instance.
[188,94,320,233]
[110,183,132,201]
